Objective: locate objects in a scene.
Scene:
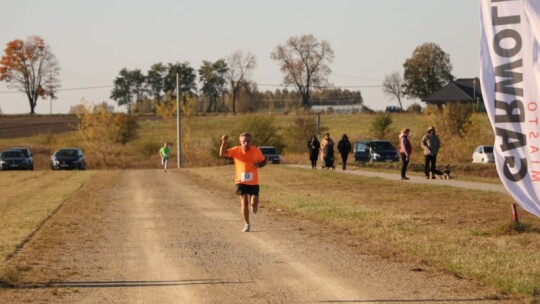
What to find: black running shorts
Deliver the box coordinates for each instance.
[236,184,260,196]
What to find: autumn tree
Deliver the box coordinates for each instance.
[271,34,334,108]
[0,36,60,114]
[382,71,404,110]
[226,50,257,113]
[402,42,453,100]
[110,68,146,113]
[199,59,228,112]
[76,102,139,168]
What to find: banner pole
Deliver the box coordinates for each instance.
[512,203,519,224]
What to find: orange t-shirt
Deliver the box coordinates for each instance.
[228,146,265,185]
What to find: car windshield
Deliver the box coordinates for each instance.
[12,149,29,157]
[2,151,24,158]
[56,149,77,157]
[371,142,395,151]
[484,146,493,153]
[260,147,277,154]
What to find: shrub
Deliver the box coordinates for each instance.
[231,114,285,152]
[369,114,393,140]
[211,114,285,160]
[424,103,481,163]
[282,116,328,153]
[407,102,423,113]
[75,103,139,168]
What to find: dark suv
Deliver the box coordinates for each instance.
[354,140,399,163]
[259,146,281,164]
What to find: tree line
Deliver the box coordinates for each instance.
[0,35,456,114]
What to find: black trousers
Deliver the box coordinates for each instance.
[424,154,437,177]
[340,153,349,170]
[400,153,409,178]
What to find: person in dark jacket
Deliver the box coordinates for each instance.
[337,134,352,170]
[421,126,441,179]
[307,135,320,169]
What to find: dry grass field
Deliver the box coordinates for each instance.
[3,112,540,301]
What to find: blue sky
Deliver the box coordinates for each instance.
[0,0,480,114]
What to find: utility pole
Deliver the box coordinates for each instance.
[176,73,182,168]
[50,71,53,115]
[316,114,321,140]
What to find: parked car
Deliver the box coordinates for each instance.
[9,147,34,170]
[51,148,86,170]
[259,146,281,164]
[385,106,403,113]
[354,140,399,163]
[472,145,494,163]
[0,149,34,170]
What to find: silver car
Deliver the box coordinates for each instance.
[472,145,494,163]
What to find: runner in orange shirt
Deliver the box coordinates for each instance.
[220,132,267,232]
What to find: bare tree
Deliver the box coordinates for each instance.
[382,72,404,110]
[271,34,334,108]
[226,50,257,113]
[0,36,60,114]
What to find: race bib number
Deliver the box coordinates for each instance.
[240,172,254,182]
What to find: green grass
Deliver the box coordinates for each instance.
[184,165,540,299]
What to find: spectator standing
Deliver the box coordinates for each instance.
[421,126,441,179]
[320,133,335,169]
[399,128,412,180]
[337,134,352,170]
[307,135,320,169]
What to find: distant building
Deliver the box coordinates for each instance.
[310,95,363,114]
[422,78,484,111]
[310,104,364,114]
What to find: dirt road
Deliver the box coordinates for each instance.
[1,170,507,303]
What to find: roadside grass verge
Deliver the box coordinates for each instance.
[0,171,95,263]
[184,165,540,299]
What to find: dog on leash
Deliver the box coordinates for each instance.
[430,165,451,180]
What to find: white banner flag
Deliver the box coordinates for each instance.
[480,0,540,217]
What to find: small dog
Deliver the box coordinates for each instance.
[430,165,451,180]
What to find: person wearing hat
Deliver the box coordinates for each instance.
[421,126,441,179]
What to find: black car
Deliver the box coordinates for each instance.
[9,147,34,170]
[0,149,34,170]
[385,106,403,113]
[260,146,281,164]
[354,140,399,163]
[51,148,86,170]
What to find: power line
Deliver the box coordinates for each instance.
[0,82,381,94]
[0,84,113,94]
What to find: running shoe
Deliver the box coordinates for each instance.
[243,224,251,232]
[251,204,258,214]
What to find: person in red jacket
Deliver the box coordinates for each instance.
[399,128,412,180]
